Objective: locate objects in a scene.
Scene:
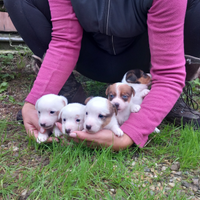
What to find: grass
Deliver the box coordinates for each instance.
[0,119,200,199]
[0,52,200,199]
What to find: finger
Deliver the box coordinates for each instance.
[55,122,62,132]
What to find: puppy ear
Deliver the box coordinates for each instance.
[131,86,136,97]
[84,96,93,105]
[58,107,65,120]
[59,96,68,106]
[105,85,110,95]
[112,104,118,115]
[126,71,137,83]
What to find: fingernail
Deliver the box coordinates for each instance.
[69,132,77,138]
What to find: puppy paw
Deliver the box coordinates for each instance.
[154,127,160,133]
[112,126,124,137]
[37,132,49,143]
[131,104,141,113]
[141,89,150,97]
[53,126,62,137]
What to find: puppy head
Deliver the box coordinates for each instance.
[35,94,68,129]
[84,96,116,133]
[122,69,151,85]
[59,103,85,134]
[106,83,135,112]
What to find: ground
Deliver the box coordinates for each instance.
[0,52,200,199]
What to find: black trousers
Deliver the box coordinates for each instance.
[3,0,200,83]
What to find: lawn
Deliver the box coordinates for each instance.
[0,51,200,200]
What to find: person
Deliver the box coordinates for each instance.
[3,0,200,151]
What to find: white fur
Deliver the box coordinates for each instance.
[35,94,68,143]
[59,103,86,134]
[84,97,123,137]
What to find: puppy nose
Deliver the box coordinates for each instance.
[40,123,46,127]
[114,103,119,109]
[86,125,91,130]
[65,129,71,134]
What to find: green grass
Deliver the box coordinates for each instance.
[1,119,200,199]
[0,51,200,199]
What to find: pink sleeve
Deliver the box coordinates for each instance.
[121,0,187,147]
[25,0,83,104]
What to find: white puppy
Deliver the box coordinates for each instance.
[83,96,124,137]
[106,82,140,126]
[59,103,86,134]
[35,94,68,143]
[121,69,160,133]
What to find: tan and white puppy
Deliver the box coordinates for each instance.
[121,69,152,105]
[106,83,140,126]
[83,96,124,137]
[121,69,160,133]
[35,94,68,143]
[59,103,86,134]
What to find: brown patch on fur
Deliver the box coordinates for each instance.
[101,101,115,128]
[112,104,118,115]
[137,76,151,84]
[125,69,151,84]
[118,84,135,102]
[84,96,93,105]
[106,84,117,100]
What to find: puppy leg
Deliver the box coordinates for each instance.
[111,125,124,137]
[141,89,150,98]
[131,104,141,113]
[53,126,63,137]
[37,132,49,143]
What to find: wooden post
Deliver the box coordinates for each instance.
[0,12,17,32]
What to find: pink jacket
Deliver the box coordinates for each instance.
[26,0,187,147]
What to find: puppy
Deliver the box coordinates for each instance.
[121,69,160,133]
[59,103,86,134]
[121,69,151,105]
[35,94,68,143]
[83,96,124,137]
[106,82,140,126]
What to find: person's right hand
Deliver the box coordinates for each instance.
[22,102,59,142]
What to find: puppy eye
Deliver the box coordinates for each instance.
[109,94,114,99]
[98,114,105,119]
[50,111,55,114]
[122,95,128,99]
[76,119,80,122]
[63,118,66,122]
[38,111,40,114]
[86,112,88,115]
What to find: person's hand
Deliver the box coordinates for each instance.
[56,122,134,151]
[22,102,59,143]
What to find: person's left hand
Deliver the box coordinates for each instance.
[55,122,134,151]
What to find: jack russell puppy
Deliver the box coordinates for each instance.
[121,69,151,105]
[59,103,86,135]
[121,69,160,133]
[35,94,68,143]
[106,82,140,126]
[83,96,124,137]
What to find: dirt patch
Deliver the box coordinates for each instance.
[0,53,35,121]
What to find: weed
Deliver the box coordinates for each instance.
[85,80,108,97]
[0,54,13,65]
[0,82,8,93]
